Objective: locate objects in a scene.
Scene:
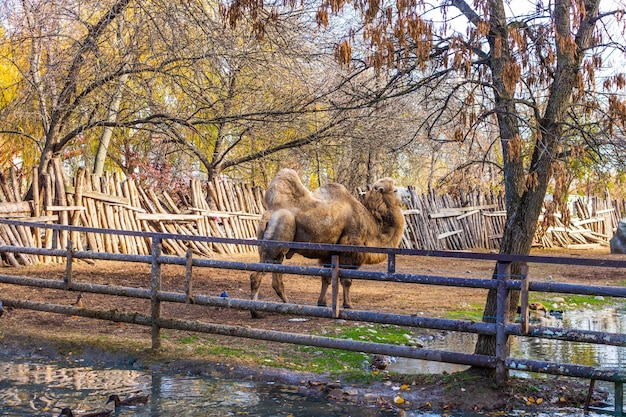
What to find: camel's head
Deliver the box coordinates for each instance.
[369,177,404,204]
[370,177,395,194]
[363,177,405,240]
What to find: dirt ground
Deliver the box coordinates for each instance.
[1,247,624,414]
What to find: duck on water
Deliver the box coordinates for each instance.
[106,393,150,408]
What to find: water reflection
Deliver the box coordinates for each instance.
[0,356,610,417]
[0,355,397,417]
[390,307,626,376]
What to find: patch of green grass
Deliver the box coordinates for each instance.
[280,324,419,380]
[446,303,484,321]
[295,345,369,375]
[335,323,416,345]
[196,344,249,358]
[177,335,199,345]
[534,293,617,308]
[524,382,542,392]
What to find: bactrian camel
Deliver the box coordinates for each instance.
[250,168,405,318]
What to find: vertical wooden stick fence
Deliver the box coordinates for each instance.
[0,162,622,266]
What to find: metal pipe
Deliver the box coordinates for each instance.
[0,297,497,369]
[151,237,162,350]
[4,218,626,269]
[506,357,626,383]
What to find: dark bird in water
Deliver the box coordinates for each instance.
[106,393,150,408]
[58,407,112,417]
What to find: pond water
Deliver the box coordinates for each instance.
[0,354,612,417]
[389,306,626,376]
[0,354,397,417]
[1,307,623,417]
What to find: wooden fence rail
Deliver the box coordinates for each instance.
[0,163,623,265]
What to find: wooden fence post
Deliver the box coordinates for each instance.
[519,264,530,335]
[151,237,162,350]
[495,261,511,385]
[64,240,73,289]
[185,248,194,303]
[387,251,396,273]
[331,255,340,318]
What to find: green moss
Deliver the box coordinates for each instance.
[177,335,199,345]
[446,303,484,321]
[534,294,617,308]
[334,323,416,345]
[294,345,368,375]
[265,323,421,379]
[446,294,620,321]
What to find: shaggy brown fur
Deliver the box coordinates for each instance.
[250,169,405,318]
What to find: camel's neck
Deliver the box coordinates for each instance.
[363,191,406,253]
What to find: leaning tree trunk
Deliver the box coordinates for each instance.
[472,0,601,377]
[94,70,129,177]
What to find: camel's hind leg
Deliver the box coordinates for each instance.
[250,270,266,319]
[250,209,295,318]
[250,268,288,319]
[271,272,288,303]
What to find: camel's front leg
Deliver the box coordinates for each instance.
[317,276,331,306]
[341,278,353,309]
[319,277,353,308]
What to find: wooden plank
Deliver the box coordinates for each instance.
[65,185,130,205]
[430,211,463,219]
[437,230,463,239]
[440,204,497,212]
[14,215,59,222]
[190,207,262,219]
[456,209,480,220]
[46,205,86,211]
[565,243,601,250]
[572,218,605,226]
[0,201,32,215]
[482,211,507,217]
[595,208,615,214]
[136,213,203,222]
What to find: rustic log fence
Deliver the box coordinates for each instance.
[400,186,621,251]
[0,163,623,265]
[0,220,625,414]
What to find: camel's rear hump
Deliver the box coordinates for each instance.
[264,169,312,209]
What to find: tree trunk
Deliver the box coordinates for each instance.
[473,0,601,374]
[94,72,129,177]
